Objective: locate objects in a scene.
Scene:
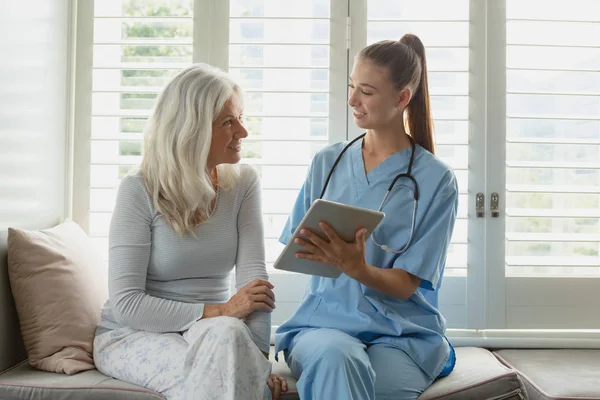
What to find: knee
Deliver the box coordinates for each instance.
[212,316,248,331]
[318,343,356,365]
[206,316,251,341]
[186,316,252,347]
[306,338,369,373]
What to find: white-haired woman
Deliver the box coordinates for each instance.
[93,63,288,400]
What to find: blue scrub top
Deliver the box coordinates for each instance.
[274,138,459,381]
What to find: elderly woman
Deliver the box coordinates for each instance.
[93,63,287,400]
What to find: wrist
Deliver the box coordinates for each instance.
[202,304,224,319]
[349,261,373,282]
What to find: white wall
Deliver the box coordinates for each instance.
[0,0,71,229]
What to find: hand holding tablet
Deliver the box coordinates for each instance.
[273,199,384,278]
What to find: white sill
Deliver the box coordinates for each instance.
[270,327,600,349]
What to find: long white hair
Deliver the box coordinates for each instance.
[139,63,242,235]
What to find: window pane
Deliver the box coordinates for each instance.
[94,19,193,42]
[507,21,600,47]
[505,0,600,277]
[90,0,194,246]
[506,0,600,21]
[94,0,193,18]
[368,22,469,47]
[367,1,470,279]
[230,0,329,18]
[230,19,329,44]
[230,44,329,67]
[368,0,469,21]
[507,70,600,95]
[230,0,332,273]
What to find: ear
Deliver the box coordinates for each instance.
[396,87,412,111]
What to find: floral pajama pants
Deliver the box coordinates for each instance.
[94,316,272,400]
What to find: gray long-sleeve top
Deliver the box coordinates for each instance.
[96,164,271,353]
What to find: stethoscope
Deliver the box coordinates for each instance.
[319,132,419,254]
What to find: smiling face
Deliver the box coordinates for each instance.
[347,59,411,131]
[207,91,248,169]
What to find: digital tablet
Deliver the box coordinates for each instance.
[273,199,385,278]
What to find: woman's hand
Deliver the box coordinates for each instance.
[294,222,369,279]
[220,279,275,319]
[268,373,288,400]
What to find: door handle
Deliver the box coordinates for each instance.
[491,192,500,218]
[476,193,485,218]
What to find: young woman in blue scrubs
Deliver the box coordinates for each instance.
[274,34,459,400]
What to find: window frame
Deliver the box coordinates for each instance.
[70,0,600,345]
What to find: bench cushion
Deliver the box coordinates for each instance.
[0,361,164,400]
[420,347,526,400]
[0,348,298,400]
[0,346,528,400]
[0,356,296,400]
[495,349,600,400]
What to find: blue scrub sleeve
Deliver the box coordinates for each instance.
[392,171,459,291]
[279,162,314,245]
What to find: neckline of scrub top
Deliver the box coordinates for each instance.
[349,137,416,188]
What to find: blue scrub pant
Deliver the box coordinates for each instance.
[284,328,433,400]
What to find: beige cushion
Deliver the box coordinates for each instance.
[495,349,600,400]
[7,221,107,375]
[0,361,163,400]
[420,347,526,400]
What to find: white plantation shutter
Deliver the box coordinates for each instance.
[228,0,345,329]
[353,0,470,328]
[503,0,600,328]
[87,0,194,258]
[228,0,336,272]
[505,0,600,277]
[365,0,470,277]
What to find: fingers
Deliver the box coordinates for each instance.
[273,381,281,399]
[247,291,275,313]
[269,375,288,393]
[295,252,325,263]
[299,228,329,248]
[280,377,288,392]
[248,279,274,289]
[252,294,276,309]
[355,228,368,243]
[268,375,282,399]
[293,236,321,255]
[249,285,275,302]
[318,221,343,243]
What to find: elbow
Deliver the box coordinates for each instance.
[394,274,422,300]
[111,291,145,329]
[398,286,418,300]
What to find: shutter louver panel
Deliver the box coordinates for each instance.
[89,0,194,255]
[229,0,332,270]
[505,0,600,277]
[367,0,470,276]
